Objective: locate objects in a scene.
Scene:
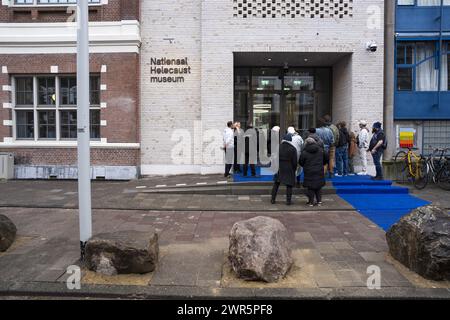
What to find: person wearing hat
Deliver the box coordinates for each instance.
[271,134,298,206]
[357,120,370,175]
[368,121,386,180]
[299,137,329,206]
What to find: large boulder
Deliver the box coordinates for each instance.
[85,231,159,275]
[386,205,450,281]
[0,214,17,252]
[229,216,293,283]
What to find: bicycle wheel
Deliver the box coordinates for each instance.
[394,151,408,183]
[437,164,450,191]
[413,157,428,190]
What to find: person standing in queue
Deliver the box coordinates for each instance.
[271,134,298,206]
[243,122,257,177]
[223,121,235,178]
[315,118,334,177]
[233,122,243,175]
[299,137,329,207]
[335,121,350,177]
[369,122,386,181]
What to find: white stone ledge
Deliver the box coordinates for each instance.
[0,20,141,54]
[0,141,140,149]
[141,164,223,176]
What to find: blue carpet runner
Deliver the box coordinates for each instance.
[233,168,430,231]
[332,176,430,231]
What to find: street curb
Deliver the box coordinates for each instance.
[0,281,449,300]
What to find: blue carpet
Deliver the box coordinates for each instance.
[233,166,274,182]
[332,176,430,231]
[233,168,430,231]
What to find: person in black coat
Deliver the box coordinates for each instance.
[299,137,329,206]
[271,134,298,206]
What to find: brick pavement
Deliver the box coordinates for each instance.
[0,207,419,294]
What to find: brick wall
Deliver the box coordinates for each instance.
[0,0,139,23]
[0,53,139,144]
[1,148,139,166]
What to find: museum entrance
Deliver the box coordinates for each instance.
[234,66,332,136]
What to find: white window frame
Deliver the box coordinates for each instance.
[12,74,101,142]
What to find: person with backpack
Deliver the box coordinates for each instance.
[335,121,350,177]
[368,122,386,180]
[323,115,339,178]
[316,118,334,178]
[356,120,370,175]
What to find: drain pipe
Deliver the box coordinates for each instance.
[384,0,396,161]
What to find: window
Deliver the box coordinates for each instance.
[396,41,449,92]
[16,111,34,139]
[60,77,77,106]
[60,110,77,139]
[38,110,56,139]
[90,110,101,140]
[90,76,100,105]
[13,75,101,141]
[397,0,450,6]
[38,77,56,106]
[397,68,413,91]
[15,77,33,106]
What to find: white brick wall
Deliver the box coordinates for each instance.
[140,0,385,175]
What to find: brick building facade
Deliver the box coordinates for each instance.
[140,0,385,175]
[1,0,388,179]
[0,0,140,179]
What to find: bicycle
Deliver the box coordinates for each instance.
[435,151,450,191]
[394,147,428,190]
[422,147,449,186]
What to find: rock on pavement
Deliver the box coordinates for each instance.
[0,214,17,252]
[386,205,450,281]
[229,216,293,283]
[85,231,159,275]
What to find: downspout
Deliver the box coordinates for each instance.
[384,0,396,161]
[438,0,444,108]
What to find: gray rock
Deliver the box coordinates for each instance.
[386,205,450,281]
[0,214,17,252]
[85,231,159,275]
[229,216,293,283]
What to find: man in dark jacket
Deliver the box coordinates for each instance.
[369,122,386,180]
[271,134,298,206]
[299,137,329,206]
[335,121,350,177]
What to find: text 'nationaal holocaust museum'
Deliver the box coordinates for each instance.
[0,0,448,179]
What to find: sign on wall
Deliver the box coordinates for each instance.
[150,57,191,83]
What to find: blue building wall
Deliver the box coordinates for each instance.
[395,2,450,120]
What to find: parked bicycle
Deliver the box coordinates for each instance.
[394,147,427,189]
[395,146,450,190]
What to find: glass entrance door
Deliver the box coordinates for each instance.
[234,67,331,135]
[252,93,281,132]
[285,92,316,132]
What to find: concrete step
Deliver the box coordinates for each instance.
[139,184,337,195]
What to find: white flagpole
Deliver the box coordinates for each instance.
[76,0,92,260]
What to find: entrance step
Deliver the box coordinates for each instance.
[138,182,336,196]
[335,186,409,195]
[332,180,393,187]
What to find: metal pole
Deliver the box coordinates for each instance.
[438,0,444,106]
[384,0,396,161]
[77,0,92,260]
